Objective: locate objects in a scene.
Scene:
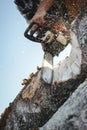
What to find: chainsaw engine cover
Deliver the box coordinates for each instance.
[15,0,70,56]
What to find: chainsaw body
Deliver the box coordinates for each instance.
[14,0,69,56]
[14,0,70,84]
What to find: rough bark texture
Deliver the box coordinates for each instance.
[0,2,87,130]
[40,80,87,130]
[1,67,87,130]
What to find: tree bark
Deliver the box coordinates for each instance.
[0,2,87,130]
[40,80,87,130]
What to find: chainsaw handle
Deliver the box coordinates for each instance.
[24,22,52,43]
[24,22,43,43]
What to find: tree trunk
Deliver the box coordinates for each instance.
[40,80,87,130]
[0,3,87,130]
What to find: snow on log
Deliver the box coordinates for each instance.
[53,30,82,83]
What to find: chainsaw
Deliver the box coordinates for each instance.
[14,0,70,84]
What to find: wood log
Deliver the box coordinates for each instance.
[40,80,87,130]
[0,65,87,130]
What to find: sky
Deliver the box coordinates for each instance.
[0,0,71,115]
[0,0,44,114]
